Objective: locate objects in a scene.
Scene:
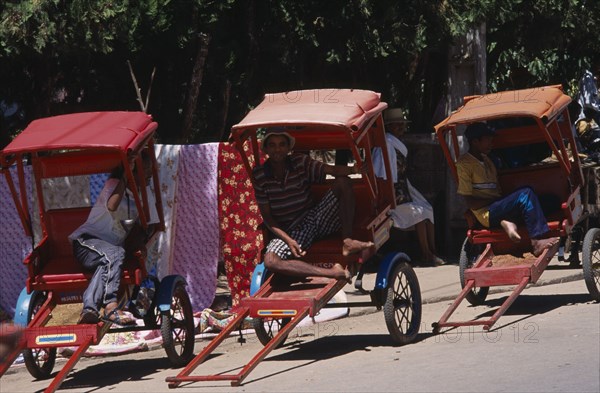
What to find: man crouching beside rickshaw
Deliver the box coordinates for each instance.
[253,128,374,282]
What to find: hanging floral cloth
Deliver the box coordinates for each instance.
[217,142,264,308]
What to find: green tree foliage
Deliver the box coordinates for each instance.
[441,0,600,93]
[0,0,599,145]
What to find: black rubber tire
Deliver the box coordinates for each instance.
[383,261,422,345]
[459,237,489,306]
[252,317,290,348]
[582,228,600,301]
[142,277,162,329]
[143,304,162,329]
[563,226,582,266]
[161,284,195,367]
[23,291,56,379]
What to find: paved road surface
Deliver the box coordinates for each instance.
[1,278,598,392]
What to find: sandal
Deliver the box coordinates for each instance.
[101,308,136,326]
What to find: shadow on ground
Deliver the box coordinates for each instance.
[241,331,433,385]
[452,292,596,332]
[46,357,172,392]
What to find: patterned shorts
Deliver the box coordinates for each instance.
[265,190,341,260]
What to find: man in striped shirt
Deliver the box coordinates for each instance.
[456,122,558,257]
[253,129,373,281]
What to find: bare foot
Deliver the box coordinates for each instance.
[342,238,374,256]
[332,263,352,283]
[531,237,559,257]
[501,220,521,243]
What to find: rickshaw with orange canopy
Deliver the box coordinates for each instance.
[0,112,195,393]
[432,85,600,333]
[166,88,422,388]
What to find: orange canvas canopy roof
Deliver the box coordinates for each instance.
[435,85,571,131]
[232,88,387,131]
[2,111,157,158]
[434,84,580,186]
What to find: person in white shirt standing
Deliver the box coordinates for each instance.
[373,108,444,266]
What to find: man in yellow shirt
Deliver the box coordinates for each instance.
[456,122,558,257]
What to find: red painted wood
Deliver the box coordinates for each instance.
[464,266,531,287]
[44,336,94,393]
[167,308,250,389]
[166,307,311,387]
[435,243,559,331]
[435,281,475,327]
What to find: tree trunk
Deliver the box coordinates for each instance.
[446,23,486,113]
[217,80,232,142]
[180,33,211,143]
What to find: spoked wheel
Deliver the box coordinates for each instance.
[383,261,422,345]
[582,228,600,301]
[459,238,489,306]
[252,317,291,348]
[161,283,195,367]
[23,291,56,379]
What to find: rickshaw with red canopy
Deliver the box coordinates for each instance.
[0,112,195,393]
[432,85,600,333]
[167,88,422,387]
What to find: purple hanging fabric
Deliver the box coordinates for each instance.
[171,143,220,311]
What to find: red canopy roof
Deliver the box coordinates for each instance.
[232,89,387,131]
[2,111,157,157]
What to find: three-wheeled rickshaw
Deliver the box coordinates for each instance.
[432,85,600,333]
[0,112,195,393]
[167,88,422,387]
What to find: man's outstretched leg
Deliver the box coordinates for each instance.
[331,176,374,256]
[490,187,559,257]
[264,252,351,282]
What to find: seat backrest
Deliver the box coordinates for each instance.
[498,163,569,203]
[310,179,375,232]
[43,207,91,258]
